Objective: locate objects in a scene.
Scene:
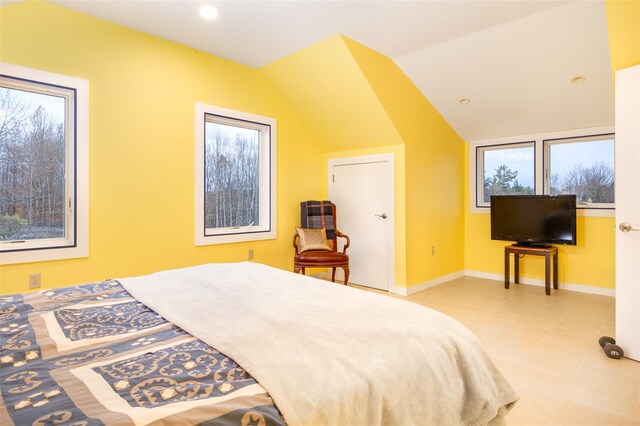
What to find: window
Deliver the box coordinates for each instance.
[0,63,88,265]
[545,134,614,209]
[476,142,535,207]
[195,103,276,245]
[470,127,615,216]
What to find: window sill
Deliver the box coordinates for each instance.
[0,244,89,265]
[469,205,615,218]
[195,230,276,246]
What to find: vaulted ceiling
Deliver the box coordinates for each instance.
[21,0,614,141]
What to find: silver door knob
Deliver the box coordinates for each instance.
[375,213,388,219]
[619,222,639,232]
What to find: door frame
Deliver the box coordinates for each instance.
[328,153,396,293]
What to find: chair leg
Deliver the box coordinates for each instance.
[331,268,336,282]
[302,267,306,275]
[343,267,349,286]
[294,265,302,274]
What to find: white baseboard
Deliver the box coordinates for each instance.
[312,271,464,296]
[397,270,466,296]
[313,269,614,297]
[464,270,615,297]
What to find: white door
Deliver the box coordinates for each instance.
[329,154,394,291]
[615,64,640,361]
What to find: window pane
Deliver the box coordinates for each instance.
[0,86,66,242]
[482,145,534,202]
[204,120,260,230]
[548,138,614,205]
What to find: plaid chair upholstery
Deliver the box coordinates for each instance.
[300,200,336,239]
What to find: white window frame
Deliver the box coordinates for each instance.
[476,141,535,208]
[543,134,615,210]
[0,63,89,265]
[195,102,276,245]
[469,126,615,217]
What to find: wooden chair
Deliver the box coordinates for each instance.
[293,202,350,285]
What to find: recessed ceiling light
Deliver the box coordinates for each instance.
[458,98,471,105]
[571,75,587,85]
[199,4,218,20]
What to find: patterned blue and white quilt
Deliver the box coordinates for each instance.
[0,280,285,425]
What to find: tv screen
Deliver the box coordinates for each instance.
[490,195,577,246]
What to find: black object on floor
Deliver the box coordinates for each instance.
[599,335,624,359]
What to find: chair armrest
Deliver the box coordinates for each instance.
[335,230,350,254]
[293,233,300,254]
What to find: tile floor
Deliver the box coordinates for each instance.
[355,276,640,425]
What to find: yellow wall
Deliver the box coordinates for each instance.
[605,0,640,73]
[465,215,615,286]
[342,38,466,286]
[0,2,324,294]
[261,35,404,152]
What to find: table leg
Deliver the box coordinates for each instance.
[514,254,520,284]
[553,252,558,290]
[545,253,551,295]
[504,249,510,289]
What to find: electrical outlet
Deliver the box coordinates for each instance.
[248,249,254,260]
[431,246,435,256]
[29,273,41,289]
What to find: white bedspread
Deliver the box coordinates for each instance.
[120,262,518,426]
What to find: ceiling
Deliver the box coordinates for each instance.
[394,1,614,141]
[36,0,614,141]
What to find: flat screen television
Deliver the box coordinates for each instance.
[490,195,577,246]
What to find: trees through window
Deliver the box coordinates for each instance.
[477,142,535,205]
[205,119,260,230]
[545,135,614,207]
[0,64,88,264]
[1,76,73,247]
[195,104,276,245]
[474,133,614,210]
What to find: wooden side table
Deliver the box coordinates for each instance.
[504,244,558,295]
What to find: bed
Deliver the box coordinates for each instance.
[1,262,518,425]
